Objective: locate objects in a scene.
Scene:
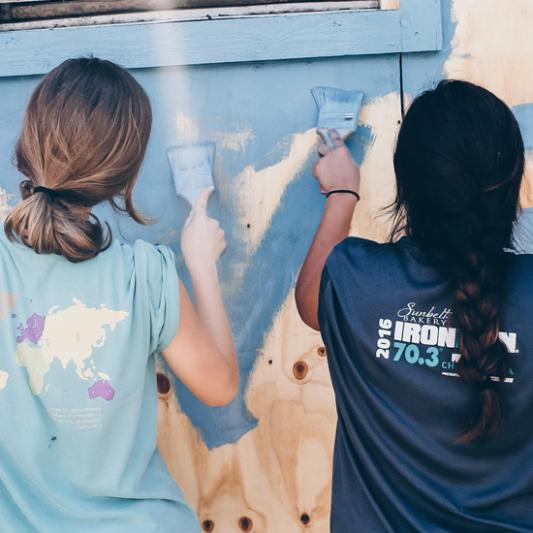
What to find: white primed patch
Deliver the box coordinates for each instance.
[0,370,8,390]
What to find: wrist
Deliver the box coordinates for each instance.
[325,191,359,206]
[186,257,218,278]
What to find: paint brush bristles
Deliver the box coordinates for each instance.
[311,86,364,147]
[167,141,216,206]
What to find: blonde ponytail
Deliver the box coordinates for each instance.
[5,57,152,262]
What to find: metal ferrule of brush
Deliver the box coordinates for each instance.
[311,86,364,149]
[317,127,354,149]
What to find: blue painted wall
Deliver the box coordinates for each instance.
[0,55,400,448]
[1,0,530,450]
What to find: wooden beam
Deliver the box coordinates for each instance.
[0,0,441,77]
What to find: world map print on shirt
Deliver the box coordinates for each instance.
[15,299,128,400]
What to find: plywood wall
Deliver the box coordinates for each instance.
[155,87,402,531]
[155,80,403,533]
[155,1,533,531]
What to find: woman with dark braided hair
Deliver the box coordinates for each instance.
[296,80,533,531]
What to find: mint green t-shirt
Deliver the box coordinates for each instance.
[0,231,199,532]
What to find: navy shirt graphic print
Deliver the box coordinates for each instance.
[318,236,533,533]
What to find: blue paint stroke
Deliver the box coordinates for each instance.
[170,126,372,448]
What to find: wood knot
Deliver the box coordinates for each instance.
[238,516,253,531]
[156,372,171,395]
[292,361,309,380]
[317,346,327,357]
[202,519,215,532]
[300,513,311,526]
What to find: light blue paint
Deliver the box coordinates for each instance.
[401,0,455,96]
[0,0,447,448]
[513,104,533,152]
[0,0,442,77]
[399,0,442,53]
[3,0,531,455]
[0,55,397,448]
[139,59,390,447]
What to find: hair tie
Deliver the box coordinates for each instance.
[34,186,58,196]
[32,185,92,206]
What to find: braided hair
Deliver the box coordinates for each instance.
[392,80,525,442]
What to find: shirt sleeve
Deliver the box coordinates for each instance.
[134,240,180,354]
[318,236,381,331]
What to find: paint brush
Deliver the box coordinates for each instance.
[311,86,364,148]
[167,141,216,207]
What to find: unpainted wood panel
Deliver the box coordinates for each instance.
[380,0,399,10]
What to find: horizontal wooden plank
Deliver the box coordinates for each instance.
[0,2,378,31]
[0,0,441,77]
[0,8,399,77]
[1,0,377,22]
[0,0,375,7]
[0,1,377,25]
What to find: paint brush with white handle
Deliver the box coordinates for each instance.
[167,141,216,206]
[311,86,364,148]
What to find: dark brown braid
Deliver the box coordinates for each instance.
[392,80,524,442]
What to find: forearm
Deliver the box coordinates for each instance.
[188,263,237,368]
[296,194,358,329]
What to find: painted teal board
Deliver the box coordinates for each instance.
[400,0,442,53]
[0,54,401,447]
[400,0,452,95]
[0,0,441,77]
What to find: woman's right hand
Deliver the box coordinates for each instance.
[313,129,361,194]
[169,188,237,407]
[181,189,226,271]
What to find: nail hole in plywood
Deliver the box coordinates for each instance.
[300,513,311,526]
[202,519,215,532]
[238,516,253,531]
[317,346,327,357]
[156,372,171,395]
[292,361,309,380]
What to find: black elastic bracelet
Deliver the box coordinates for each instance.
[326,189,361,201]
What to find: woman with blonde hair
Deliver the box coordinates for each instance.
[0,57,238,532]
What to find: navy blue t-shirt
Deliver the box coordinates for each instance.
[318,236,533,532]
